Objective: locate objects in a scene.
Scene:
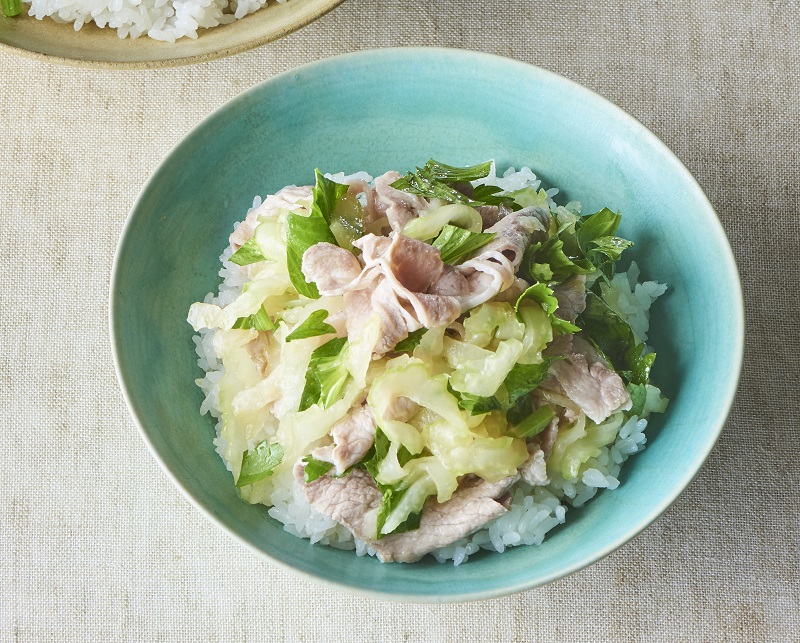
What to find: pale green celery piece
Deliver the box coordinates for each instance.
[643,384,669,415]
[380,472,437,535]
[401,203,482,241]
[463,302,525,348]
[214,329,272,481]
[517,305,552,364]
[329,219,355,251]
[368,356,465,455]
[509,186,550,210]
[552,414,624,480]
[254,216,288,263]
[424,417,527,481]
[448,339,523,398]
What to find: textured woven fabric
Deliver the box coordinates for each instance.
[1,0,798,640]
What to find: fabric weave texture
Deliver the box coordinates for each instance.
[1,0,798,640]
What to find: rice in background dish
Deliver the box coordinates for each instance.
[25,0,277,42]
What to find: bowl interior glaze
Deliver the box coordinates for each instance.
[111,48,743,601]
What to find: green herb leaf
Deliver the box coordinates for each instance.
[431,224,496,264]
[576,208,622,253]
[528,260,555,282]
[394,328,427,353]
[229,236,266,266]
[504,360,553,406]
[311,169,349,223]
[472,184,521,209]
[574,208,634,275]
[236,441,284,487]
[285,170,348,298]
[424,159,492,182]
[395,167,480,204]
[516,283,581,335]
[521,209,628,284]
[363,427,419,537]
[375,484,421,538]
[298,337,350,411]
[631,350,657,386]
[231,305,275,331]
[579,291,636,372]
[579,292,656,385]
[586,235,634,270]
[285,309,336,342]
[364,428,415,478]
[509,405,556,439]
[302,456,334,483]
[522,237,594,284]
[390,159,497,207]
[458,392,502,415]
[506,396,531,425]
[627,383,648,417]
[1,0,22,18]
[447,382,502,415]
[502,359,553,424]
[286,213,337,299]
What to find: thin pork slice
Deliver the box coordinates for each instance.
[230,185,312,249]
[312,406,377,475]
[371,475,519,563]
[384,234,446,293]
[455,209,547,310]
[374,171,429,232]
[297,469,518,563]
[549,354,631,423]
[301,242,364,296]
[552,274,586,323]
[294,464,381,542]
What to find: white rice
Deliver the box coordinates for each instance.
[192,170,662,565]
[25,0,279,42]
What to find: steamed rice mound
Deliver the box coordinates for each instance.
[189,163,669,565]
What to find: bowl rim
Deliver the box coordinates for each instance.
[110,46,745,602]
[0,0,344,69]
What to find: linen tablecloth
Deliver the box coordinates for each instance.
[1,1,798,640]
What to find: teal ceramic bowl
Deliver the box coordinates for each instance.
[111,48,743,601]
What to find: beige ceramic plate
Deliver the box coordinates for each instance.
[0,0,343,68]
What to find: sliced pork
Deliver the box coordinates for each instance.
[294,464,382,541]
[372,475,519,563]
[297,466,518,563]
[312,406,377,475]
[549,353,631,423]
[303,233,462,355]
[301,242,364,296]
[533,417,560,458]
[374,171,429,232]
[229,185,312,249]
[384,234,446,293]
[552,274,587,323]
[476,204,505,228]
[455,209,547,310]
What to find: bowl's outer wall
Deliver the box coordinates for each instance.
[112,49,743,601]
